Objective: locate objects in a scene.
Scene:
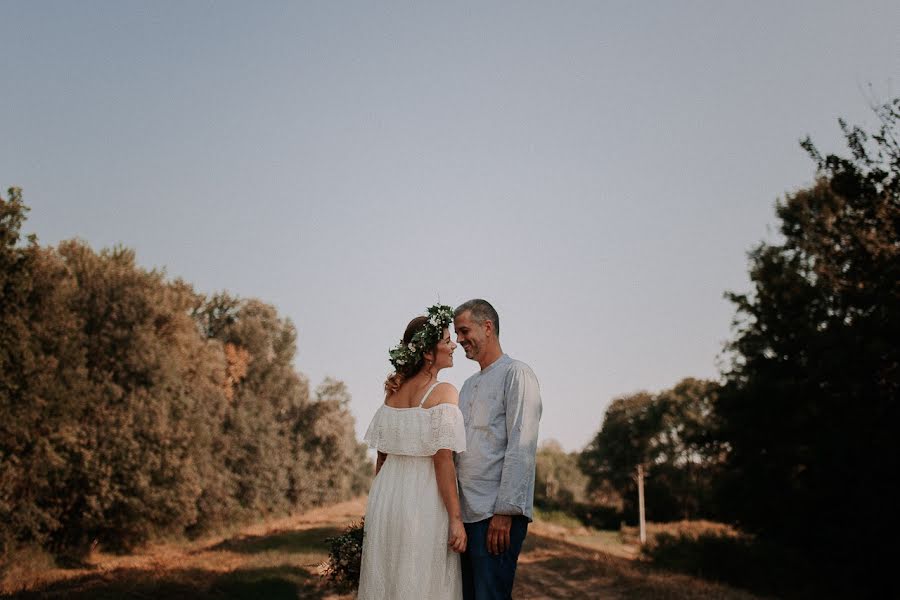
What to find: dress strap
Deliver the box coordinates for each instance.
[419,382,442,407]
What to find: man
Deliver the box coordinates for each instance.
[453,299,542,600]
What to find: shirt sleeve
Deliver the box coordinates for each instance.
[493,363,542,516]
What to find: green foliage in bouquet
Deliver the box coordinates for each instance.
[321,519,364,592]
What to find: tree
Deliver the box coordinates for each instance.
[297,378,372,504]
[535,440,589,508]
[580,379,724,522]
[579,391,660,521]
[0,188,49,556]
[652,378,725,519]
[0,189,371,567]
[43,240,218,553]
[716,97,899,590]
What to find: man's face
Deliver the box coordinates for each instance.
[453,310,487,361]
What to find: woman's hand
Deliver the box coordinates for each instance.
[448,517,467,553]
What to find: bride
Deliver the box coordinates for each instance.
[358,304,467,599]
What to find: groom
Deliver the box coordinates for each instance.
[453,299,542,600]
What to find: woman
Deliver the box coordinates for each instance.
[358,304,467,599]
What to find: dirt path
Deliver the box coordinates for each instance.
[515,523,761,600]
[3,499,763,599]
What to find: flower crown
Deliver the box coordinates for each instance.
[388,304,455,371]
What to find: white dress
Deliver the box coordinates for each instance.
[358,383,467,600]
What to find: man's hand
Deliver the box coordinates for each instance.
[486,514,512,555]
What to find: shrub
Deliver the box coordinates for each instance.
[536,498,623,530]
[641,521,814,598]
[321,519,364,592]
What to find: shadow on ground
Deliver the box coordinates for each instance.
[6,564,326,600]
[207,526,343,555]
[3,526,352,599]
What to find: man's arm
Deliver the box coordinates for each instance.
[488,364,542,554]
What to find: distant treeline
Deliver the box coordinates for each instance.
[0,195,370,567]
[535,377,723,529]
[538,97,899,597]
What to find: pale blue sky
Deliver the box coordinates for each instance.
[2,1,897,450]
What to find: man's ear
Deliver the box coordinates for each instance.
[483,319,495,338]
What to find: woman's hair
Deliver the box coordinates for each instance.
[384,315,439,395]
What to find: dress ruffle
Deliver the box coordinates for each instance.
[363,404,466,456]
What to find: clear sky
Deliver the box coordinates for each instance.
[2,1,897,451]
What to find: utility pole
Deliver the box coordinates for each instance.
[637,464,646,545]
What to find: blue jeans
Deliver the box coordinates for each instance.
[461,516,529,600]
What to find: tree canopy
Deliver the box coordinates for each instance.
[0,190,370,567]
[579,378,723,522]
[716,97,899,589]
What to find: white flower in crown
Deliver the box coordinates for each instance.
[407,342,416,351]
[429,315,440,326]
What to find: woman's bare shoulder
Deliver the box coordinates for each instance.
[424,382,459,408]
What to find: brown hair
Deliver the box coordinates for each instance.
[383,316,440,396]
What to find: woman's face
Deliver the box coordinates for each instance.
[433,328,457,370]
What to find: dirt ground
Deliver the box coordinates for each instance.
[2,498,765,599]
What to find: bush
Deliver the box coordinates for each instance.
[320,519,364,592]
[536,498,623,530]
[641,522,815,598]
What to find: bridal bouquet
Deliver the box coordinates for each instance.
[321,519,364,592]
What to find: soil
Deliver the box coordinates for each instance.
[3,498,764,599]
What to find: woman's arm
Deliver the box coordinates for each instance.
[375,451,387,477]
[433,449,467,553]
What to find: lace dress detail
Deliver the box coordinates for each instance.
[357,389,466,599]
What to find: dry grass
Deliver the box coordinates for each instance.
[621,520,745,547]
[1,499,367,599]
[3,502,768,599]
[519,517,767,600]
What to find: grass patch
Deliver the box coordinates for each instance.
[533,507,584,529]
[0,545,58,594]
[532,507,634,558]
[569,529,624,547]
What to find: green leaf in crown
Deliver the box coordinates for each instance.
[388,303,454,371]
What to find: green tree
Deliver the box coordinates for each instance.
[46,240,216,553]
[298,378,372,504]
[651,378,725,519]
[1,191,370,568]
[0,191,97,561]
[717,98,899,590]
[580,379,724,522]
[535,440,589,507]
[0,188,49,556]
[201,296,310,516]
[579,391,659,520]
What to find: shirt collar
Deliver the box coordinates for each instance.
[479,353,510,376]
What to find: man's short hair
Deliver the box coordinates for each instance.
[454,299,500,337]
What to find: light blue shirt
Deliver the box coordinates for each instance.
[455,354,542,523]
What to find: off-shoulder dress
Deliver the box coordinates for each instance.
[357,382,467,600]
